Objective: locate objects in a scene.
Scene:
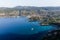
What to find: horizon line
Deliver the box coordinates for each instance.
[1,6,60,8]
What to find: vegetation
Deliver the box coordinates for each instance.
[0,6,60,24]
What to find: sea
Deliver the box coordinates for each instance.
[0,16,57,40]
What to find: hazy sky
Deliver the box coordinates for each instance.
[0,0,60,7]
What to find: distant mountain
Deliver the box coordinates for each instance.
[14,6,40,11]
[0,6,60,13]
[0,6,60,10]
[14,6,60,10]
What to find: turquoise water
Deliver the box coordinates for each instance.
[0,17,56,35]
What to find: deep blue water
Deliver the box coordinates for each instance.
[0,17,56,35]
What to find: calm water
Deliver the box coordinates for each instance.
[0,17,56,35]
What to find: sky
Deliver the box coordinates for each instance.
[0,0,60,7]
